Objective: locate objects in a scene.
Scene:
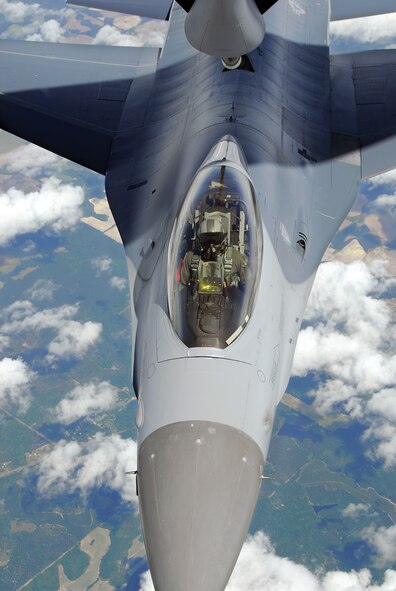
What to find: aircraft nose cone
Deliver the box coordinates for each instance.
[138,421,263,591]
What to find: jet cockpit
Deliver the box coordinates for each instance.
[168,142,262,349]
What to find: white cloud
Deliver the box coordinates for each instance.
[366,387,396,449]
[342,503,370,518]
[92,24,143,47]
[330,14,396,45]
[0,0,73,41]
[90,20,167,47]
[0,177,84,246]
[0,357,35,413]
[367,388,396,421]
[227,532,319,591]
[363,422,396,469]
[301,377,360,417]
[91,256,112,274]
[362,524,396,568]
[1,301,102,361]
[52,381,118,424]
[299,260,390,330]
[0,0,40,23]
[369,170,396,188]
[1,301,78,333]
[138,571,152,591]
[0,0,165,45]
[0,144,63,177]
[110,276,127,290]
[292,259,396,468]
[374,194,396,210]
[47,320,102,361]
[134,20,168,46]
[26,19,65,42]
[139,531,396,591]
[293,261,394,396]
[27,279,58,302]
[37,433,137,504]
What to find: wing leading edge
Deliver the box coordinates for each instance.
[331,49,396,179]
[0,41,159,174]
[66,0,280,19]
[66,0,184,19]
[330,0,396,21]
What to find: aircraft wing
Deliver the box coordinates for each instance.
[66,0,181,19]
[0,41,159,174]
[66,0,173,19]
[66,0,279,19]
[330,0,396,21]
[330,49,396,179]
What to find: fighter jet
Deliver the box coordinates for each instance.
[1,0,396,589]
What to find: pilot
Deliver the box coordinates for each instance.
[180,214,247,289]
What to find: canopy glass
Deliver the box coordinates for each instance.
[168,160,262,348]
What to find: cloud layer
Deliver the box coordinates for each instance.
[52,381,118,424]
[0,0,41,23]
[0,143,64,177]
[362,524,396,568]
[92,24,143,47]
[0,0,74,44]
[369,170,396,188]
[292,259,396,467]
[330,13,396,45]
[91,258,127,290]
[0,300,102,362]
[36,433,137,504]
[47,320,102,361]
[0,357,35,412]
[27,18,65,42]
[0,177,84,245]
[110,276,127,290]
[342,503,370,518]
[91,256,112,274]
[139,531,396,591]
[0,0,167,46]
[26,279,58,302]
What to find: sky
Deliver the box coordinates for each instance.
[1,1,396,590]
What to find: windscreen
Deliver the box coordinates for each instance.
[168,162,262,349]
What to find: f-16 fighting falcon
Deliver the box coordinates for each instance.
[1,0,396,589]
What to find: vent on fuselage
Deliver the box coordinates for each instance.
[297,231,307,252]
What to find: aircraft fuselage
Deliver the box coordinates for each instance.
[104,1,361,589]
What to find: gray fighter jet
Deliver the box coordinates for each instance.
[1,1,396,589]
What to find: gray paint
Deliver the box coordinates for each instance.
[331,49,396,178]
[0,41,159,174]
[330,0,396,21]
[138,421,263,591]
[185,0,265,57]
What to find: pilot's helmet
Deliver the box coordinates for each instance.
[198,214,228,252]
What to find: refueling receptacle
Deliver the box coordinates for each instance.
[221,56,242,70]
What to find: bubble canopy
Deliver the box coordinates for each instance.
[168,138,262,349]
